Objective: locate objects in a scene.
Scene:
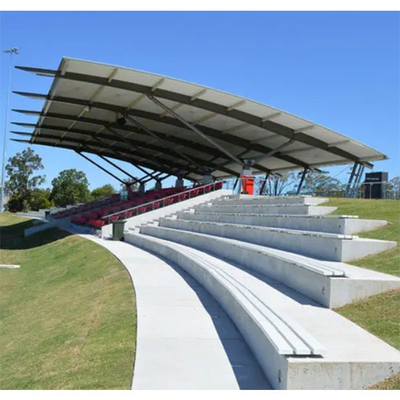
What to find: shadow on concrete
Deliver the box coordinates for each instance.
[142,250,272,390]
[226,259,325,308]
[0,220,72,250]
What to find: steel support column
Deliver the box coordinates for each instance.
[259,173,270,195]
[345,163,359,198]
[296,168,308,195]
[348,163,365,198]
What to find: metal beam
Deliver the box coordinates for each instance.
[123,114,204,170]
[12,127,203,177]
[76,151,128,186]
[296,168,308,195]
[97,154,144,184]
[252,138,296,164]
[12,120,241,178]
[11,136,197,180]
[12,103,314,170]
[93,125,184,176]
[142,171,164,184]
[345,163,358,197]
[14,109,238,165]
[14,67,374,167]
[148,95,244,166]
[259,173,269,195]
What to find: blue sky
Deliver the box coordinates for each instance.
[1,11,399,191]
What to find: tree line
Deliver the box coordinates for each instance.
[4,148,117,212]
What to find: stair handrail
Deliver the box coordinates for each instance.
[103,180,226,220]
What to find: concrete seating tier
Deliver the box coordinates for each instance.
[124,232,326,389]
[214,195,329,206]
[195,203,338,215]
[124,231,400,390]
[158,218,396,262]
[137,224,345,307]
[120,195,400,389]
[177,211,388,235]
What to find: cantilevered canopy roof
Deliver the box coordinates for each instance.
[12,57,387,182]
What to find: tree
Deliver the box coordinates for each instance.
[301,170,344,195]
[5,148,45,198]
[256,172,297,196]
[91,184,116,201]
[51,169,90,207]
[29,189,53,211]
[389,176,400,192]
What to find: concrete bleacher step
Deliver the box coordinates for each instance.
[124,232,400,389]
[177,211,388,235]
[136,224,343,307]
[159,218,396,262]
[133,224,400,308]
[194,203,338,216]
[214,195,329,206]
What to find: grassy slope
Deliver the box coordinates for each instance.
[327,198,399,276]
[0,213,136,389]
[325,198,400,390]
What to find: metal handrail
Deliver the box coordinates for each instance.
[103,180,226,220]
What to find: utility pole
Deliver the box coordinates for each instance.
[1,47,18,213]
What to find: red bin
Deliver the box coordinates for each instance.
[241,175,255,195]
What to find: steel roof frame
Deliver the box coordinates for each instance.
[15,65,375,168]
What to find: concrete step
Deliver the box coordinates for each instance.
[136,224,345,307]
[124,232,400,389]
[213,195,329,206]
[177,211,387,235]
[124,232,325,389]
[134,225,400,308]
[159,218,396,262]
[194,203,338,216]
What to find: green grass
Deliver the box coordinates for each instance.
[326,198,400,276]
[0,213,136,389]
[326,198,400,389]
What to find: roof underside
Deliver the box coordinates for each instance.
[12,57,387,181]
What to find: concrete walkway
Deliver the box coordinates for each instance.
[82,235,270,390]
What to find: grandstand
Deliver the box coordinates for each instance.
[10,58,400,390]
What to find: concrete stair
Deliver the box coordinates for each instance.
[123,195,400,389]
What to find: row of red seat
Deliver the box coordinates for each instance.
[71,182,224,230]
